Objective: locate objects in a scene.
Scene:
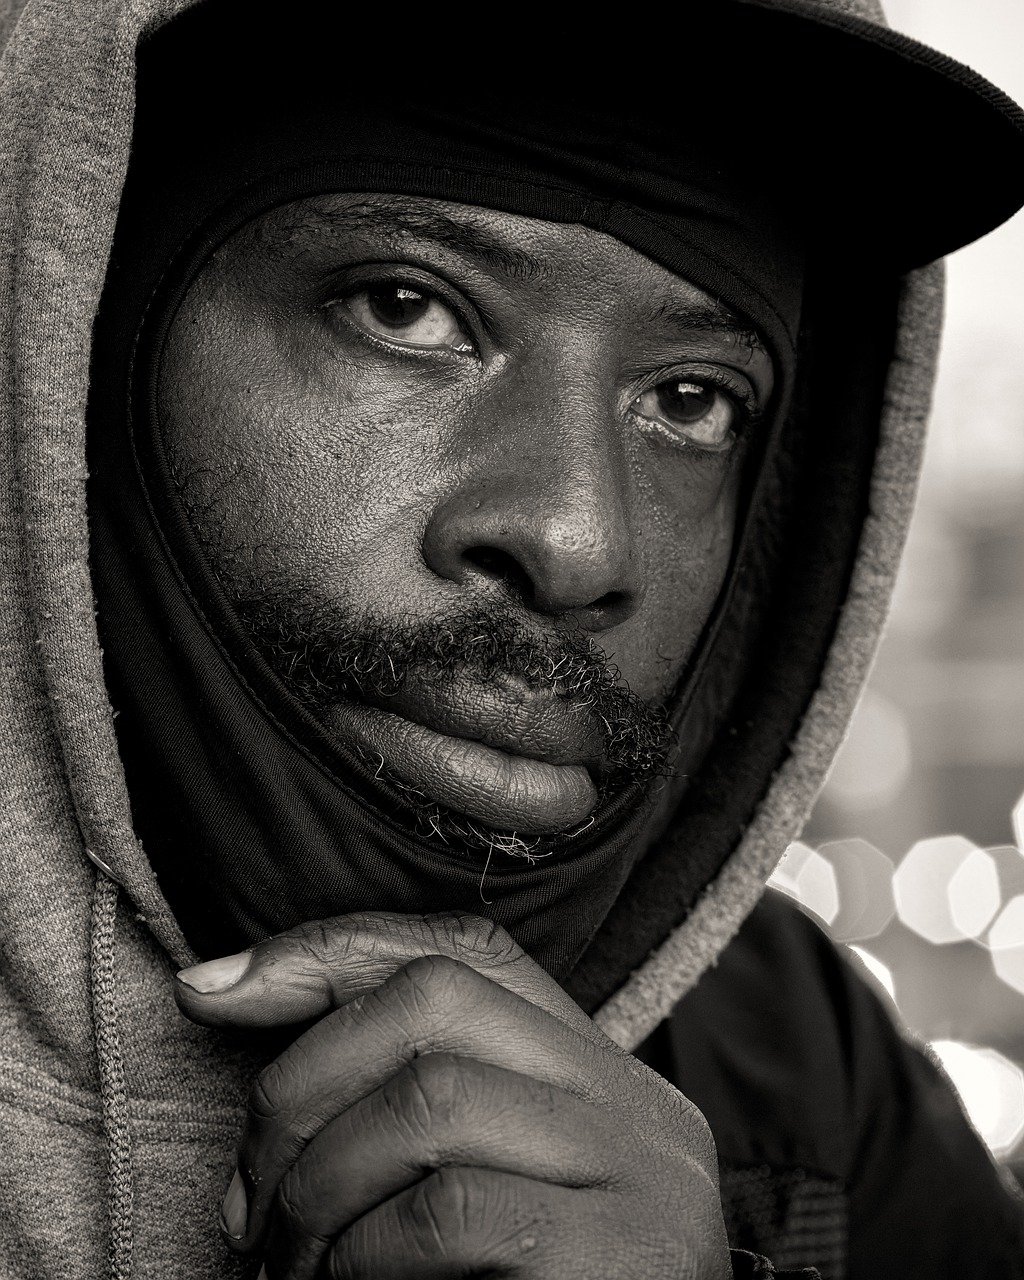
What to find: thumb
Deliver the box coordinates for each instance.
[173,910,598,1039]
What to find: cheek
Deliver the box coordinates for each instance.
[609,457,741,703]
[158,288,468,605]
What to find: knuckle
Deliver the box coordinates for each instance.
[665,1094,718,1175]
[290,917,350,966]
[398,952,476,1008]
[249,1056,287,1120]
[404,1051,467,1130]
[273,1165,316,1241]
[414,1167,554,1267]
[688,1107,719,1169]
[327,1168,478,1280]
[668,1084,714,1144]
[411,1165,475,1245]
[426,912,522,966]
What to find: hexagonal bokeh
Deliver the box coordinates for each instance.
[983,845,1024,906]
[820,839,895,942]
[948,848,1002,939]
[930,1041,1024,1157]
[988,896,1024,997]
[769,842,840,927]
[894,836,1000,945]
[965,847,1024,962]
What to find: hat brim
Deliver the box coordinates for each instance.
[719,0,1024,267]
[147,0,1024,274]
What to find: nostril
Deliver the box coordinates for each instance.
[463,545,535,603]
[593,589,628,615]
[462,547,634,622]
[585,589,632,628]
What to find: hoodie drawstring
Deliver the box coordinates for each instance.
[90,869,135,1280]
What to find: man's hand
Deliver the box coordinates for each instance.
[175,912,732,1280]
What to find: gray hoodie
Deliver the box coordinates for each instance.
[0,0,1007,1277]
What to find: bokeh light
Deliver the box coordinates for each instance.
[948,847,1002,939]
[769,842,840,927]
[981,844,1024,906]
[969,846,1024,964]
[929,1041,1024,1157]
[780,0,1024,1168]
[822,839,896,942]
[894,836,1000,944]
[988,896,1024,996]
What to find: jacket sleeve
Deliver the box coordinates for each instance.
[838,943,1024,1278]
[656,892,1024,1279]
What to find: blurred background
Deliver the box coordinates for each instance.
[772,0,1024,1165]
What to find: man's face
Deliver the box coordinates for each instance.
[158,195,774,848]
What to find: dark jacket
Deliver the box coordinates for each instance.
[639,893,1024,1278]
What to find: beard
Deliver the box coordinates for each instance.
[223,581,675,858]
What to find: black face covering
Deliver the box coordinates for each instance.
[88,2,813,982]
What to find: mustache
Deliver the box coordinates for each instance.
[229,590,674,791]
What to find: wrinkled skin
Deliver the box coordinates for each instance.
[177,914,733,1279]
[163,196,775,1275]
[159,194,774,834]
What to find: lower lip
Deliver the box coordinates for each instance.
[323,700,598,835]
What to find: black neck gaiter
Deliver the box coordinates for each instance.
[87,2,804,983]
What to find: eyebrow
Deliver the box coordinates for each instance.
[272,198,552,283]
[650,299,763,348]
[273,198,766,348]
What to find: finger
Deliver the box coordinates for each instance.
[261,1052,619,1280]
[325,1165,731,1280]
[175,910,596,1039]
[230,954,629,1253]
[324,1167,590,1280]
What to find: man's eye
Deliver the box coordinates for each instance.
[633,379,740,451]
[340,284,474,353]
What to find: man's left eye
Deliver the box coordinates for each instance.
[633,379,741,451]
[340,284,474,353]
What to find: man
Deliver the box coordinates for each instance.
[2,0,1024,1276]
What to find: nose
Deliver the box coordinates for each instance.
[421,396,643,632]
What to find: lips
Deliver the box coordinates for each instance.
[322,672,604,835]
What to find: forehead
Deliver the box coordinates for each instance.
[249,193,767,352]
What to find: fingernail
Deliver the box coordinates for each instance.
[220,1168,248,1239]
[178,951,252,993]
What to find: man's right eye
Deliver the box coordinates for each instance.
[339,284,474,353]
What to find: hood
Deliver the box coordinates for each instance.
[0,0,1016,1048]
[5,3,1023,1274]
[1,0,1020,1085]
